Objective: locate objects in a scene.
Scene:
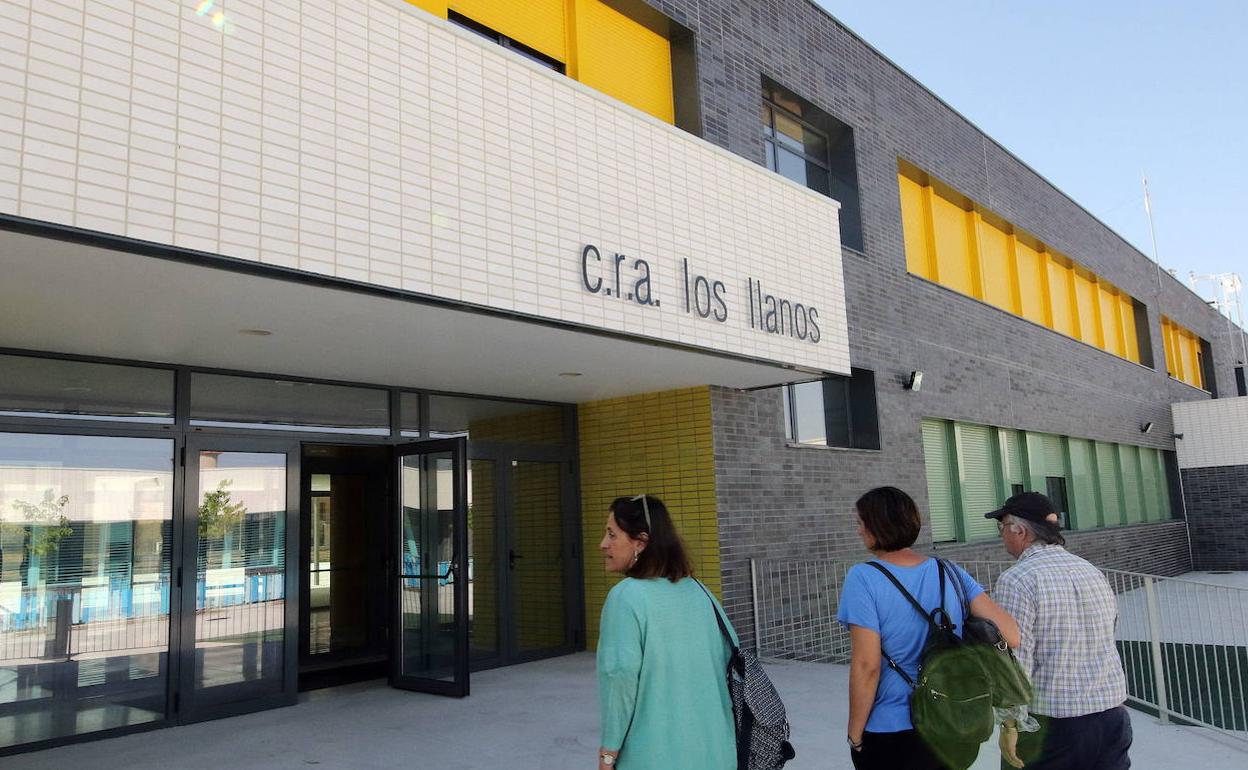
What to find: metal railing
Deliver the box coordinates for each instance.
[751,558,1248,742]
[1,567,285,662]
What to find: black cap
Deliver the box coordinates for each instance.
[985,491,1061,526]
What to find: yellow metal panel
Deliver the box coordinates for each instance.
[1161,317,1178,378]
[966,212,986,300]
[406,0,449,16]
[930,192,975,297]
[1015,240,1048,326]
[1097,285,1125,357]
[978,216,1014,311]
[450,0,568,62]
[899,173,933,279]
[1179,328,1202,388]
[1073,269,1100,346]
[1045,254,1076,337]
[1120,296,1140,363]
[575,0,674,123]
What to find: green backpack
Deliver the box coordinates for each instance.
[865,560,996,752]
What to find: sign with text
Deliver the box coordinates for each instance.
[581,245,825,345]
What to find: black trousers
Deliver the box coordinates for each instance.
[1006,706,1133,770]
[849,729,978,770]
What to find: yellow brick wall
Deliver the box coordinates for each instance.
[578,386,721,649]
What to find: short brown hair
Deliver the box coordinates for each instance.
[609,495,693,582]
[855,486,922,552]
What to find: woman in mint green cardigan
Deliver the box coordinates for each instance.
[596,494,738,770]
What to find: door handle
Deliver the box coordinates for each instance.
[509,549,523,570]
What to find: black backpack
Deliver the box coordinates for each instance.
[865,560,996,750]
[699,582,796,770]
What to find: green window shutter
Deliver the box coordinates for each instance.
[1119,444,1144,524]
[1024,431,1047,491]
[999,428,1024,487]
[1041,433,1065,479]
[1139,448,1157,521]
[956,423,999,541]
[922,419,957,542]
[1157,451,1173,519]
[1095,441,1124,526]
[1067,437,1100,529]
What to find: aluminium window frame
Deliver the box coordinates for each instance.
[0,345,581,756]
[761,95,833,178]
[446,10,566,74]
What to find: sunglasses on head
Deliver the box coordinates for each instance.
[630,494,652,531]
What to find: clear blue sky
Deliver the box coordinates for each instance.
[814,0,1247,305]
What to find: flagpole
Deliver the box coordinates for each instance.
[1142,174,1163,291]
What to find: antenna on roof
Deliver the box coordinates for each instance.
[1142,174,1163,292]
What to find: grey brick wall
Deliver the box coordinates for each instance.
[710,384,1193,646]
[1181,465,1248,570]
[654,0,1230,643]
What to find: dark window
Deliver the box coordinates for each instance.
[425,395,568,445]
[762,80,864,252]
[1132,299,1155,369]
[1236,365,1247,397]
[783,368,880,449]
[448,11,565,73]
[1199,339,1218,397]
[1010,483,1025,496]
[0,353,174,423]
[1045,476,1069,529]
[189,373,390,434]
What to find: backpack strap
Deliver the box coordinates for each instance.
[862,560,950,688]
[863,560,947,633]
[938,558,972,620]
[695,579,741,659]
[695,580,751,769]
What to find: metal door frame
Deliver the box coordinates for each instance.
[467,442,580,669]
[390,437,469,696]
[178,435,300,722]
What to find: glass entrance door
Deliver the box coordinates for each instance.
[507,459,569,660]
[464,449,574,668]
[179,437,298,718]
[392,438,468,696]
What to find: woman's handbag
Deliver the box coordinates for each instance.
[697,582,796,770]
[941,559,1033,708]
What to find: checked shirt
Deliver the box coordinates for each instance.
[993,544,1127,718]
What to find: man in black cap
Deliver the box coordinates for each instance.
[987,492,1131,770]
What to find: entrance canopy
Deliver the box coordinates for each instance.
[0,228,812,402]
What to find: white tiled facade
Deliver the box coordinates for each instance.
[0,0,850,375]
[1171,396,1248,469]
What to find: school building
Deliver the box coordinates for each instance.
[1,0,1245,755]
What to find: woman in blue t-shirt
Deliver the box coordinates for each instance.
[838,487,1020,770]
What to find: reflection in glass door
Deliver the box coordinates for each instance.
[394,439,467,696]
[182,439,296,715]
[0,433,173,750]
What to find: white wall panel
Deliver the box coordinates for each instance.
[1,0,849,376]
[1172,396,1248,469]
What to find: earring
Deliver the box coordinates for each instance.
[630,549,640,566]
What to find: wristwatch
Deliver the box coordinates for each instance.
[600,752,617,766]
[848,735,864,752]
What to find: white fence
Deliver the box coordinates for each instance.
[751,558,1248,742]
